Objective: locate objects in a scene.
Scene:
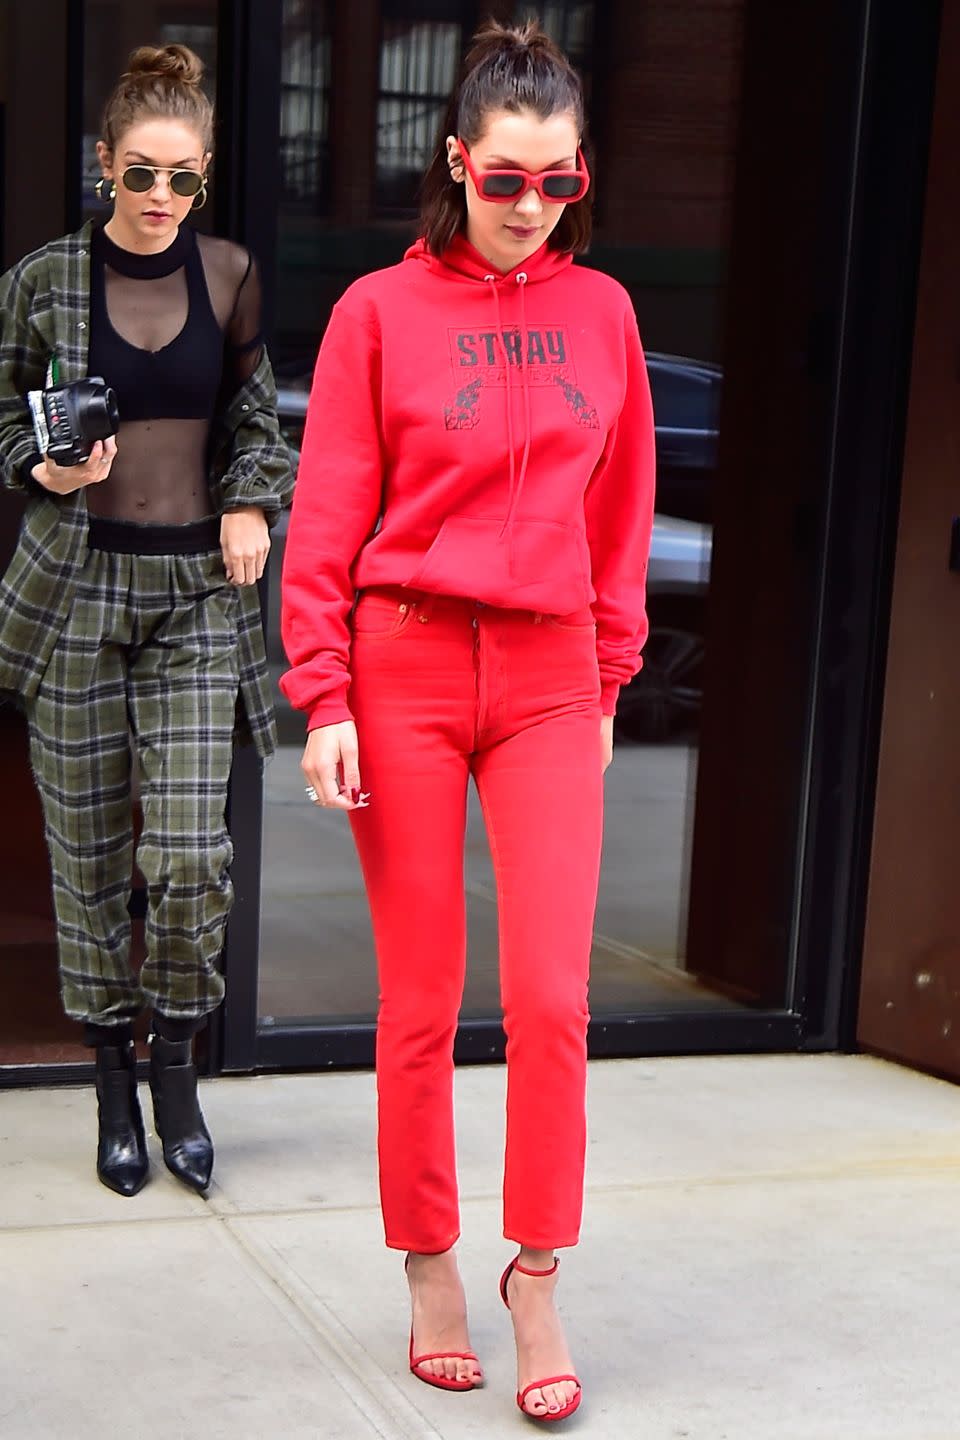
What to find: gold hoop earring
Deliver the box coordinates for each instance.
[191,183,208,211]
[95,177,116,204]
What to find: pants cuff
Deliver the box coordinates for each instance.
[83,1021,135,1047]
[384,1230,461,1254]
[503,1232,581,1250]
[152,1011,208,1042]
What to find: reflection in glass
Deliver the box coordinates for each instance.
[376,18,459,214]
[281,1,331,217]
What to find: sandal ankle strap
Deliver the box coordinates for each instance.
[512,1254,559,1278]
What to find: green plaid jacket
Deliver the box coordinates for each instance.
[0,221,294,758]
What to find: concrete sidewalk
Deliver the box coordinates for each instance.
[1,1054,959,1440]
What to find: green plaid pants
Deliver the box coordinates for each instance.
[25,538,240,1025]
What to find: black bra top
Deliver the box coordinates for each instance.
[88,224,224,422]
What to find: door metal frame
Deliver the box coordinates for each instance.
[789,0,943,1052]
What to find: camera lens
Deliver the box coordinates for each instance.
[74,377,119,444]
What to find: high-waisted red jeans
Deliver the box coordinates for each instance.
[347,586,604,1253]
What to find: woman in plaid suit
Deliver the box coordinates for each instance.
[0,44,293,1197]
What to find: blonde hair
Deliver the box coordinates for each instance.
[101,44,214,155]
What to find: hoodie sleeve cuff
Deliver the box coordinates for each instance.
[306,684,354,731]
[600,679,621,717]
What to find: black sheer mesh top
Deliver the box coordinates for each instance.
[86,223,263,522]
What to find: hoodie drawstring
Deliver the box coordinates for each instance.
[485,276,515,538]
[513,272,533,527]
[487,272,532,559]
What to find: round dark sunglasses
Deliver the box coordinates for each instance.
[120,164,206,197]
[457,140,590,203]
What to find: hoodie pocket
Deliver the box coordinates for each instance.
[406,516,592,613]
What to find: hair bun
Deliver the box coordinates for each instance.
[124,43,204,87]
[465,18,563,76]
[505,19,552,50]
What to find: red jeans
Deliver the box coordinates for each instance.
[348,587,604,1253]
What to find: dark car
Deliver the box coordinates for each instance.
[615,353,717,743]
[645,353,720,526]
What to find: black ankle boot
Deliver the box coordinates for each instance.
[94,1041,149,1197]
[149,1034,214,1194]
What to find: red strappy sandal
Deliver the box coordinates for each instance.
[500,1255,582,1423]
[405,1254,482,1393]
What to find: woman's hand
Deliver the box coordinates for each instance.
[302,721,370,811]
[601,714,614,772]
[221,506,270,586]
[31,436,117,494]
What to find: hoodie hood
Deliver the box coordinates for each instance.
[404,233,574,286]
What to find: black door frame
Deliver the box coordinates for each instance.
[789,0,943,1051]
[213,0,285,1075]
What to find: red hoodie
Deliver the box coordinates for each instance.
[280,234,655,728]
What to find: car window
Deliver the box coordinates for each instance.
[648,362,720,432]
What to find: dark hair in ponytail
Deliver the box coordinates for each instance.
[419,18,591,257]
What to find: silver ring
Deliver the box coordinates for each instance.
[304,785,319,802]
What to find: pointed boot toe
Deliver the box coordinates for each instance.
[160,1133,214,1194]
[98,1155,150,1197]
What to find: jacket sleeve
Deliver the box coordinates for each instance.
[583,311,657,715]
[216,344,295,527]
[279,305,384,729]
[0,258,49,493]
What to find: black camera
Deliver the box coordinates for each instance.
[28,377,119,467]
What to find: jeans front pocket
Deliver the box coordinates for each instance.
[351,592,417,639]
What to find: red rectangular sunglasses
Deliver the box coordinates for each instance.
[457,140,590,204]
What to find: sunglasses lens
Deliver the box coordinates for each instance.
[482,174,525,199]
[122,166,155,193]
[171,170,203,197]
[543,175,583,200]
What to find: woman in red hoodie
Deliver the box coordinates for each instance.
[281,18,654,1424]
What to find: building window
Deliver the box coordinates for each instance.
[375,4,463,215]
[281,0,332,216]
[540,0,594,67]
